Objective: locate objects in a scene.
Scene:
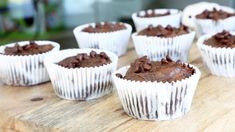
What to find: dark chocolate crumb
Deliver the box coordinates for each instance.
[30,97,44,102]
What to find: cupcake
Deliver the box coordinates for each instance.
[44,49,118,100]
[197,30,235,77]
[0,41,60,86]
[73,22,132,56]
[182,2,220,37]
[113,56,201,120]
[132,9,182,31]
[194,6,235,35]
[132,25,195,62]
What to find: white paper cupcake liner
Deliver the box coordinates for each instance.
[195,6,235,35]
[0,41,60,86]
[73,22,132,56]
[197,32,235,77]
[112,64,201,120]
[44,48,118,100]
[182,2,220,38]
[132,31,196,62]
[132,9,182,31]
[182,2,220,30]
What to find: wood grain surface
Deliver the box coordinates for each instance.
[1,43,235,132]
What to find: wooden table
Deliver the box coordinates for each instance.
[1,43,235,132]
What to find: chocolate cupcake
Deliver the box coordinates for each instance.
[0,41,60,86]
[73,22,132,56]
[194,6,235,35]
[132,25,195,62]
[197,30,235,77]
[113,56,201,120]
[44,49,118,100]
[132,9,182,31]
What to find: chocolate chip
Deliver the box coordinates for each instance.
[30,97,43,102]
[90,51,97,57]
[139,64,145,72]
[166,25,173,31]
[116,73,123,78]
[134,65,141,73]
[158,25,165,31]
[138,24,189,37]
[57,50,111,68]
[176,60,181,64]
[143,63,151,71]
[140,56,149,62]
[196,8,235,21]
[101,58,107,63]
[161,58,168,64]
[208,13,214,18]
[83,54,89,60]
[215,30,234,45]
[166,55,173,62]
[131,56,152,73]
[221,39,230,44]
[95,22,102,28]
[76,54,83,61]
[124,56,195,82]
[100,52,108,59]
[147,25,154,30]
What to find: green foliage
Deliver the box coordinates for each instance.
[0,0,7,7]
[0,26,65,46]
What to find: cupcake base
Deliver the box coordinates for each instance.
[195,6,235,35]
[54,81,113,100]
[0,41,60,86]
[44,48,118,100]
[132,31,195,62]
[113,65,201,120]
[73,22,132,56]
[197,33,235,77]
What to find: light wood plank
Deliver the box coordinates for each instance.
[0,44,235,132]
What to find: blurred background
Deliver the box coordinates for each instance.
[0,0,234,49]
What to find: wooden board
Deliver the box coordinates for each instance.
[1,43,235,132]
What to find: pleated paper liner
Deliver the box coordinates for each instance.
[0,41,60,86]
[132,31,195,62]
[195,6,235,35]
[197,32,235,77]
[44,48,118,100]
[113,64,201,120]
[73,22,132,56]
[132,9,182,31]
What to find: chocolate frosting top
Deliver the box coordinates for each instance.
[204,30,235,48]
[82,22,126,33]
[57,51,111,68]
[4,41,54,56]
[116,56,195,82]
[196,8,235,21]
[137,25,189,37]
[137,10,170,18]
